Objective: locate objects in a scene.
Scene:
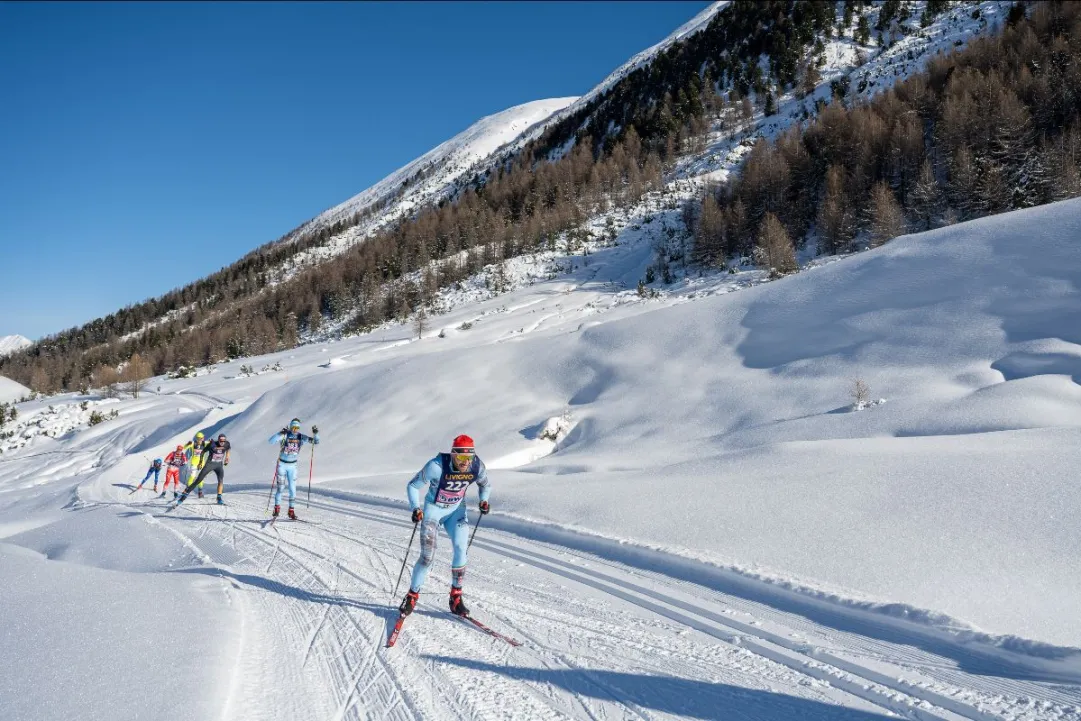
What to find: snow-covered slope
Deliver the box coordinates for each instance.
[0,375,29,404]
[271,98,577,280]
[0,335,31,357]
[2,198,1079,721]
[560,1,729,117]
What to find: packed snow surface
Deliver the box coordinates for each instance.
[3,197,1080,720]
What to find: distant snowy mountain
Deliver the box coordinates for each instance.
[0,335,31,357]
[506,0,731,155]
[271,98,577,280]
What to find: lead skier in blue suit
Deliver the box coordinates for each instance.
[268,418,319,520]
[399,434,490,618]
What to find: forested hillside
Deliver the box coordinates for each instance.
[687,0,1080,266]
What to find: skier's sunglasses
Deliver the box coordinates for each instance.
[452,452,474,467]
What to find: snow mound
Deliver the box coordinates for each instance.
[0,375,29,404]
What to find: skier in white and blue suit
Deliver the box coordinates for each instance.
[399,434,490,618]
[268,418,319,520]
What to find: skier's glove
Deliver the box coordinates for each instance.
[280,427,289,435]
[479,500,490,515]
[411,508,424,523]
[311,425,319,434]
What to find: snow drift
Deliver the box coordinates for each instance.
[0,375,29,404]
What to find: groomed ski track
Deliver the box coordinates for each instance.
[99,479,1078,721]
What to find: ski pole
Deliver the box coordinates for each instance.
[391,522,419,602]
[265,448,282,512]
[307,444,315,509]
[467,513,484,551]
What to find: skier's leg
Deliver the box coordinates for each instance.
[166,467,179,491]
[184,463,212,495]
[214,464,225,496]
[273,462,285,506]
[285,465,298,507]
[409,504,446,592]
[445,505,469,589]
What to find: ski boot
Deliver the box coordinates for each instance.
[216,494,224,506]
[288,507,297,520]
[175,492,189,506]
[173,491,179,500]
[158,491,166,499]
[272,505,280,518]
[197,490,204,499]
[449,588,469,617]
[152,486,158,494]
[399,590,419,616]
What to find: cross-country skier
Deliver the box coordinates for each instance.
[267,418,319,520]
[159,445,188,499]
[176,433,231,506]
[183,431,207,498]
[138,458,163,492]
[398,434,490,618]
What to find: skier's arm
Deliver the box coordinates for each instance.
[268,432,285,445]
[300,432,319,445]
[406,458,441,510]
[475,460,491,503]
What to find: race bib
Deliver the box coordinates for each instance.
[435,479,470,505]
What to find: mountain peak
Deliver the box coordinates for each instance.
[0,335,31,358]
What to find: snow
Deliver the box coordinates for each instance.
[0,375,29,404]
[269,99,578,285]
[0,334,31,357]
[3,4,1079,719]
[3,195,1080,719]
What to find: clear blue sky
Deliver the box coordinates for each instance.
[0,1,708,340]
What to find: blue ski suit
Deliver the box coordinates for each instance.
[407,454,490,593]
[267,430,318,507]
[141,462,162,486]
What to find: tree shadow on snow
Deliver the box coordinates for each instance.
[425,655,893,721]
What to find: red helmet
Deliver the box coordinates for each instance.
[451,434,474,452]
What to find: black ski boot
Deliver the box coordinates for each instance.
[197,490,204,499]
[399,590,419,616]
[288,507,297,520]
[449,588,469,617]
[272,505,280,518]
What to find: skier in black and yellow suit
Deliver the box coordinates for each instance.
[182,432,209,498]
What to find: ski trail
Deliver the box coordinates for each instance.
[123,485,1081,721]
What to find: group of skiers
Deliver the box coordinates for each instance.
[138,430,231,505]
[135,420,492,622]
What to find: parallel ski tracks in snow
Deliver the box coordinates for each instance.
[130,490,1080,721]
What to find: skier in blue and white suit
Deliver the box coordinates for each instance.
[267,418,319,520]
[399,434,490,618]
